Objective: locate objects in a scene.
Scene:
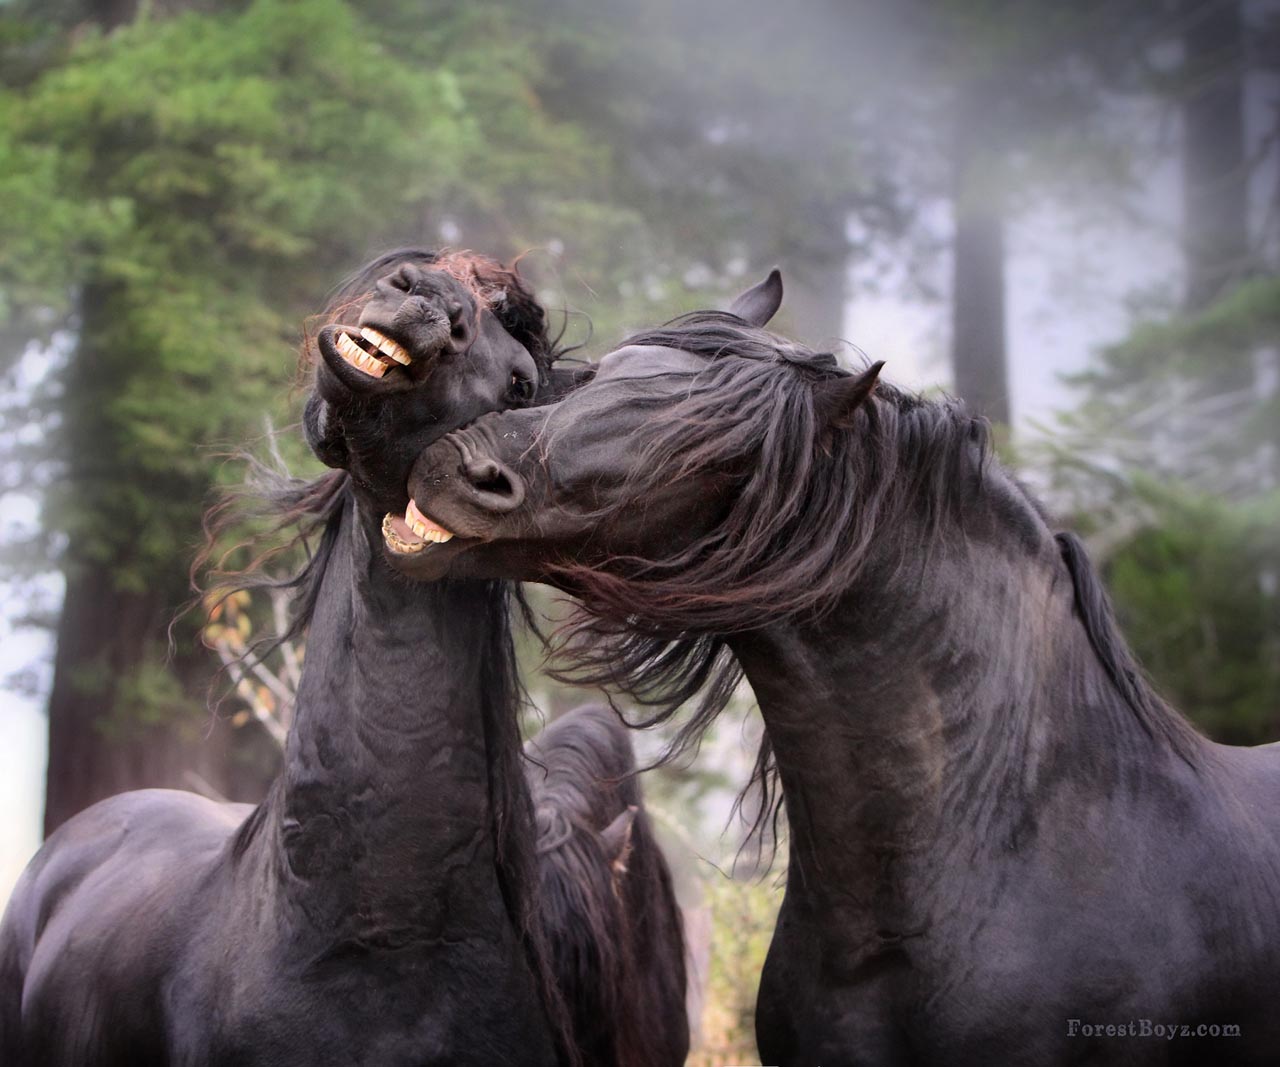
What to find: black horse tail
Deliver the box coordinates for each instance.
[0,908,23,1067]
[526,704,689,1067]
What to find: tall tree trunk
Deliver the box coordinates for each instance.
[1181,0,1250,318]
[44,508,277,838]
[88,0,138,29]
[44,574,185,834]
[950,79,1010,426]
[43,282,276,835]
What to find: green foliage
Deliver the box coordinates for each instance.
[1105,487,1280,743]
[1076,276,1280,400]
[2,0,483,585]
[4,0,729,596]
[0,0,672,743]
[1047,244,1280,744]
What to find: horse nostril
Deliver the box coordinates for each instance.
[447,303,472,348]
[468,460,512,496]
[463,458,522,511]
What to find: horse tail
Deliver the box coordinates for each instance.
[0,899,25,1065]
[526,704,688,1067]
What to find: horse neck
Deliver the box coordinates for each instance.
[273,490,516,940]
[728,475,1196,934]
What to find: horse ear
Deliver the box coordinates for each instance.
[599,805,637,876]
[304,394,349,470]
[814,361,884,432]
[727,268,783,327]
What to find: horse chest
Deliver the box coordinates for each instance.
[194,941,558,1067]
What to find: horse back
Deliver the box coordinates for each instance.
[0,788,249,1066]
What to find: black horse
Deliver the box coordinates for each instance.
[387,271,1280,1066]
[0,250,685,1066]
[527,704,688,1067]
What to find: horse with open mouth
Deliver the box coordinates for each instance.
[384,269,1280,1066]
[0,248,685,1067]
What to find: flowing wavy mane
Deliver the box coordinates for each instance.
[545,310,1200,791]
[542,311,983,773]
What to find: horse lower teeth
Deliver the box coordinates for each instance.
[381,514,426,553]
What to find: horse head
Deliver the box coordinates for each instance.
[379,268,881,621]
[303,249,552,515]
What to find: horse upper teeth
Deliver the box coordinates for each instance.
[361,327,412,366]
[335,331,389,378]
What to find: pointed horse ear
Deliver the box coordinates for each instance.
[727,268,784,327]
[814,361,884,433]
[599,805,638,877]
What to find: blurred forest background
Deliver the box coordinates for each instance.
[1,0,1278,1061]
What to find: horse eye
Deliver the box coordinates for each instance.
[510,372,534,403]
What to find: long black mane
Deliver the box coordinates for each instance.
[547,310,1201,789]
[1055,530,1200,762]
[544,311,984,776]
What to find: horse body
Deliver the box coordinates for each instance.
[392,270,1280,1065]
[4,782,543,1067]
[735,523,1280,1065]
[4,791,247,1065]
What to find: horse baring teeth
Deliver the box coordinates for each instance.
[333,327,412,378]
[406,500,454,543]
